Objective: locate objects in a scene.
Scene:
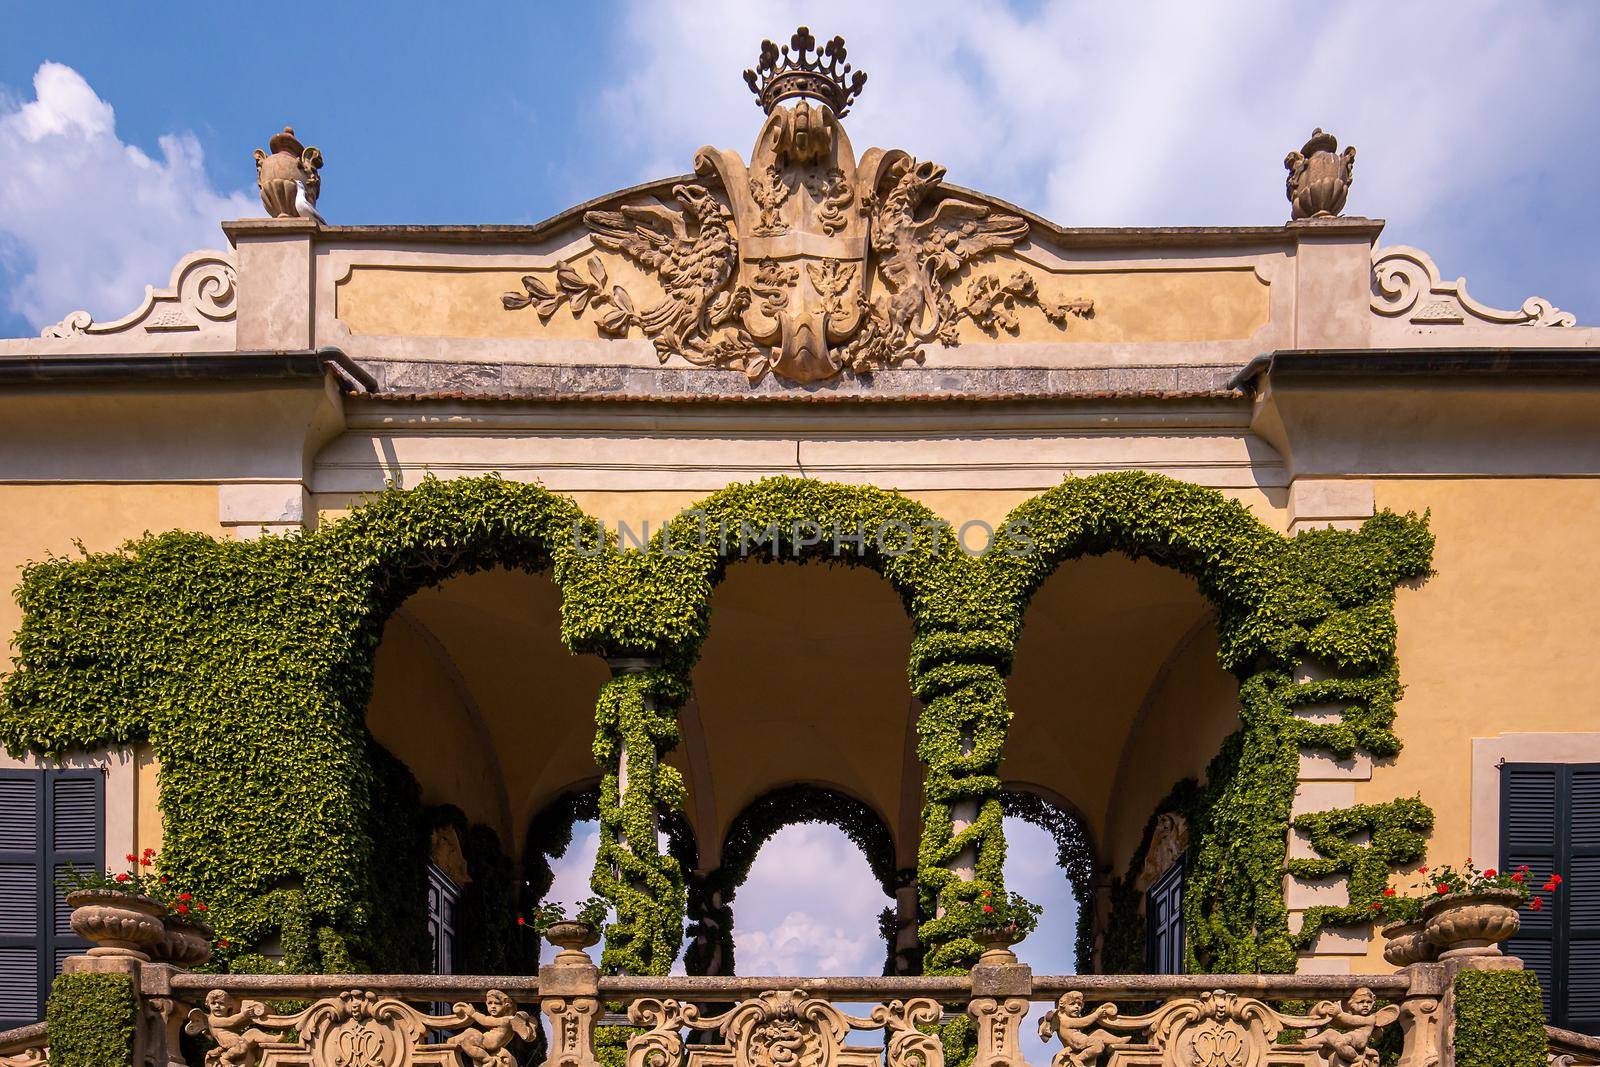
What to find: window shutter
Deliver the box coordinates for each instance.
[1146,862,1184,975]
[0,772,43,1031]
[1568,767,1600,1034]
[1502,762,1600,1035]
[0,769,103,1030]
[1502,763,1559,1020]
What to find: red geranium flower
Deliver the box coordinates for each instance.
[178,892,191,901]
[196,904,207,912]
[1530,897,1544,911]
[982,904,994,913]
[125,853,137,863]
[1436,884,1449,894]
[1550,874,1564,886]
[516,917,525,926]
[1512,872,1525,883]
[1383,888,1396,897]
[1484,869,1497,878]
[176,903,188,913]
[115,873,130,882]
[217,939,229,948]
[139,857,152,866]
[1370,902,1381,911]
[1418,866,1428,874]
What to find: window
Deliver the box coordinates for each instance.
[1501,763,1600,1035]
[0,769,104,1030]
[427,863,460,975]
[1146,861,1184,975]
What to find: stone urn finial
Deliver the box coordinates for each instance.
[1284,128,1356,220]
[252,126,325,221]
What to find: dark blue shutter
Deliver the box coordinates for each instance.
[0,769,103,1030]
[1502,762,1600,1035]
[1146,862,1184,975]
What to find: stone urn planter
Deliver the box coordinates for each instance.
[1380,919,1437,967]
[973,927,1025,966]
[65,890,166,960]
[1422,889,1522,959]
[151,916,214,969]
[545,921,601,963]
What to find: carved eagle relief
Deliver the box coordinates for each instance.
[501,33,1092,384]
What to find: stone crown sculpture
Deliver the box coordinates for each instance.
[1284,128,1356,220]
[744,26,867,117]
[253,126,324,220]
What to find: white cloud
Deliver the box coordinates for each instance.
[0,62,254,331]
[598,0,1600,319]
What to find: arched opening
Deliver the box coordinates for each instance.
[366,566,609,974]
[681,560,917,974]
[1003,553,1242,973]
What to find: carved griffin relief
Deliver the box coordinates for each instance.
[502,32,1091,384]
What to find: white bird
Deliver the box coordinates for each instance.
[295,181,326,225]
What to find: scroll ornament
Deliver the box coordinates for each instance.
[1371,245,1576,327]
[502,27,1091,384]
[1038,987,1405,1067]
[624,990,943,1067]
[184,988,535,1067]
[41,250,236,338]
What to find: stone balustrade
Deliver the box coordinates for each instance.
[0,916,1579,1067]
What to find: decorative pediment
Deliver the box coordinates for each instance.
[500,27,1093,385]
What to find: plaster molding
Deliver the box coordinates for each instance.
[1469,732,1600,863]
[39,249,237,339]
[1371,245,1576,328]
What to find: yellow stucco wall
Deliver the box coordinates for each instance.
[0,482,222,665]
[1365,478,1600,851]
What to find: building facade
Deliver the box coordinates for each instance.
[1,27,1597,1051]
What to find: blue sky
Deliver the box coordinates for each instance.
[2,0,1596,978]
[4,0,1599,337]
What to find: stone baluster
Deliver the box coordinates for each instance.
[1394,961,1445,1067]
[967,938,1031,1067]
[538,924,603,1067]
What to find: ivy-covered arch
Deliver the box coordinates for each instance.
[0,469,1433,981]
[683,783,899,976]
[0,476,599,973]
[983,475,1434,972]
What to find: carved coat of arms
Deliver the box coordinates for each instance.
[504,28,1091,384]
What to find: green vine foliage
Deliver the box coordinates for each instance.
[46,972,137,1067]
[1452,969,1549,1067]
[2,471,1433,978]
[1287,798,1433,946]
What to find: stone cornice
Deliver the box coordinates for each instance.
[0,347,374,391]
[1231,347,1600,393]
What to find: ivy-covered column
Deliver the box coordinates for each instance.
[911,621,1016,975]
[588,657,688,976]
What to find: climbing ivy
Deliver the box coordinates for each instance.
[0,471,1434,978]
[1287,798,1434,947]
[1453,969,1548,1067]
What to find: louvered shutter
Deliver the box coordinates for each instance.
[0,769,103,1030]
[1569,767,1600,1034]
[1502,762,1600,1035]
[1146,862,1184,975]
[0,773,43,1031]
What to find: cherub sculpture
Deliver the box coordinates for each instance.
[1038,991,1132,1067]
[1288,987,1399,1067]
[185,990,271,1067]
[446,989,536,1067]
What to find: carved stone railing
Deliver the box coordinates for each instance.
[0,1022,47,1067]
[1549,1025,1600,1067]
[120,943,1448,1067]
